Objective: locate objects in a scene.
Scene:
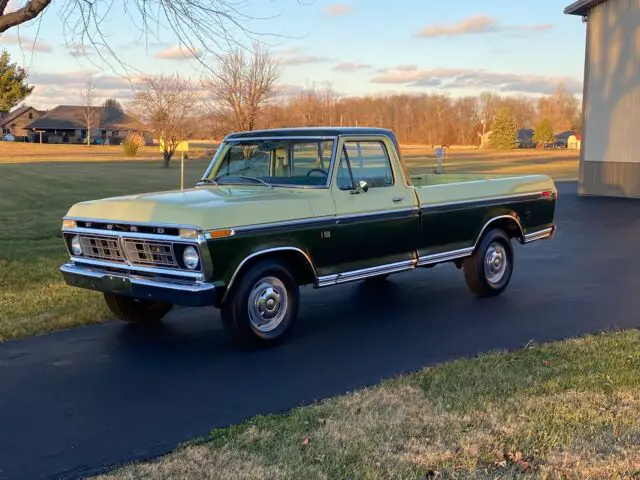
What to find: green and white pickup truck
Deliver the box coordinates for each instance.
[60,127,557,349]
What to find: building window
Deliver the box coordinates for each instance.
[28,112,33,119]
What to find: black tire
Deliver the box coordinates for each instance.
[463,228,513,297]
[104,293,173,324]
[221,259,300,350]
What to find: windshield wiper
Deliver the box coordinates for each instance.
[235,175,273,188]
[213,174,273,189]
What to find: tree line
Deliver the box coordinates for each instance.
[1,43,582,167]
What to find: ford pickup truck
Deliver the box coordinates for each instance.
[60,127,557,349]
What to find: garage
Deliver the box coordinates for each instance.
[565,0,640,198]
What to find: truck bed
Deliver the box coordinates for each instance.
[410,173,556,207]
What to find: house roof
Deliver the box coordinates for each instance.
[0,105,41,127]
[564,0,609,15]
[26,105,146,131]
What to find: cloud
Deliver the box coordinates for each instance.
[28,71,135,90]
[332,62,372,72]
[0,33,52,53]
[370,66,582,96]
[413,15,553,38]
[324,3,352,16]
[155,45,203,60]
[278,54,334,66]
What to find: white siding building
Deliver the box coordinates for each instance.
[565,0,640,198]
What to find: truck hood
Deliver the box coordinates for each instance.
[65,185,320,230]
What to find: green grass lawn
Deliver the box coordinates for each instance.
[0,151,578,342]
[0,158,212,341]
[96,329,640,479]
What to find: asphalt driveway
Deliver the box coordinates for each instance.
[1,181,639,480]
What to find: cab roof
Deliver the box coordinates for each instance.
[224,127,397,141]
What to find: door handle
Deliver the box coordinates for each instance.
[392,197,404,203]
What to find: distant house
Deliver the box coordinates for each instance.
[25,105,148,144]
[568,134,582,150]
[554,130,575,147]
[0,105,45,140]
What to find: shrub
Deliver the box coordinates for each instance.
[122,132,144,156]
[489,108,519,150]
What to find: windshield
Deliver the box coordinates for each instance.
[202,138,335,187]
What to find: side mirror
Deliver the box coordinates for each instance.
[351,180,369,194]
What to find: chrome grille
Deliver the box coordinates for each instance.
[123,239,178,268]
[78,235,125,262]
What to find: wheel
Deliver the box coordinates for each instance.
[221,259,300,350]
[463,228,513,297]
[104,293,173,324]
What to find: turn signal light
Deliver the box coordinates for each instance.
[62,219,77,229]
[207,229,235,239]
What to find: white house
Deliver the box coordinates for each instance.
[565,0,640,198]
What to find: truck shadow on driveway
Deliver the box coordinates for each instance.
[2,181,640,480]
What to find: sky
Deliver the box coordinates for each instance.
[0,0,587,110]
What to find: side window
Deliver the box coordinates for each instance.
[336,141,394,190]
[291,141,333,176]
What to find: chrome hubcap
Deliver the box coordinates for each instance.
[484,242,508,284]
[247,276,288,332]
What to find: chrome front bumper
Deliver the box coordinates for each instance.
[60,263,218,307]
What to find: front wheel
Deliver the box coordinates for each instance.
[221,259,300,350]
[463,229,513,297]
[104,293,173,324]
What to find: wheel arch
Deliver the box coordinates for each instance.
[221,246,317,303]
[473,214,525,250]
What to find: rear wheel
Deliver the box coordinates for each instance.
[463,229,513,297]
[104,293,173,324]
[221,259,300,350]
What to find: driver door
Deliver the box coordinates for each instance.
[329,136,418,273]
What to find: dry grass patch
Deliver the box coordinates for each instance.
[98,330,640,479]
[0,141,217,163]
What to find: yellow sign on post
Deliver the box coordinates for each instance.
[159,138,190,152]
[159,138,190,190]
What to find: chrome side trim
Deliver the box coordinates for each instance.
[317,260,416,287]
[523,227,555,243]
[222,247,318,302]
[69,256,205,281]
[230,208,420,235]
[417,247,474,266]
[417,191,545,209]
[476,214,525,244]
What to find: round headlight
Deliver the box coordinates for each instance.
[71,235,83,256]
[183,246,199,270]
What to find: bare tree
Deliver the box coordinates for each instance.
[0,1,304,69]
[131,74,199,168]
[204,42,279,133]
[80,77,98,146]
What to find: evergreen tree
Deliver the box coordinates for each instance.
[533,118,554,144]
[489,107,519,149]
[0,50,33,113]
